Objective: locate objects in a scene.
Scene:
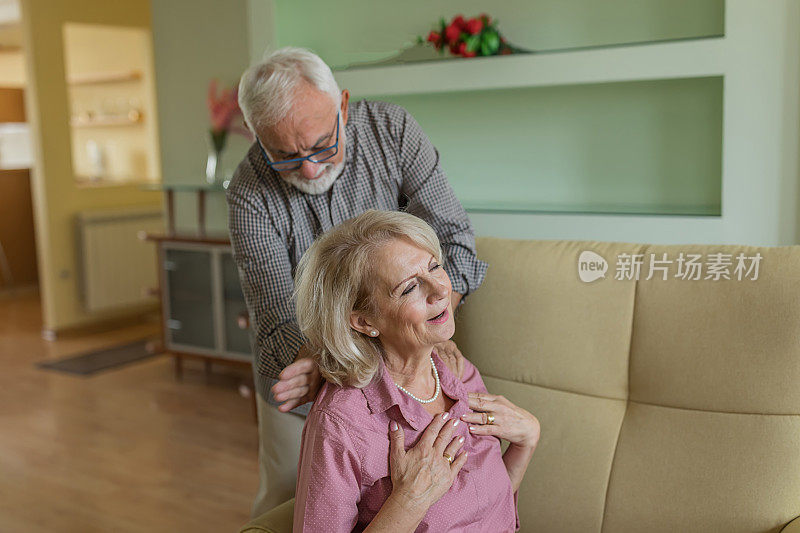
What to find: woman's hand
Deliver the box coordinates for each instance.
[270,345,324,412]
[387,412,468,515]
[461,392,540,449]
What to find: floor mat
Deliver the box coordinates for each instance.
[36,339,160,376]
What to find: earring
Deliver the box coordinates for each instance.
[370,330,378,337]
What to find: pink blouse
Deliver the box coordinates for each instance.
[293,351,520,532]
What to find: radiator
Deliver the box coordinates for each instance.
[76,207,163,313]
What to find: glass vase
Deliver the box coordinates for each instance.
[206,131,227,185]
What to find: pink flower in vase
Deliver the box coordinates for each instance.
[207,79,252,153]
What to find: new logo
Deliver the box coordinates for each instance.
[578,251,608,283]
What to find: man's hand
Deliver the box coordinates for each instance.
[434,340,466,379]
[270,345,324,412]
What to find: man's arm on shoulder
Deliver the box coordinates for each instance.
[226,178,305,383]
[391,105,488,304]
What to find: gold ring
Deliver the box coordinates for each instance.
[486,413,495,424]
[443,453,454,464]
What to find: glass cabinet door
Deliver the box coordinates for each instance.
[164,248,216,350]
[221,252,252,356]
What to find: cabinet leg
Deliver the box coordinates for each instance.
[238,379,258,423]
[174,355,183,381]
[249,376,258,423]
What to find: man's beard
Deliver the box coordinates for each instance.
[281,156,344,195]
[280,128,346,195]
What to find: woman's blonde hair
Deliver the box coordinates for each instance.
[294,210,443,388]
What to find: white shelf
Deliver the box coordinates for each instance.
[70,114,143,128]
[334,37,725,96]
[74,177,158,189]
[67,70,142,85]
[463,201,721,217]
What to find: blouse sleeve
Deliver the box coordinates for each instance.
[293,409,362,532]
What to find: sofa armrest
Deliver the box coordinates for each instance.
[781,516,800,533]
[239,498,295,533]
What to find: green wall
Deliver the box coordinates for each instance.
[379,77,722,216]
[207,0,730,240]
[151,0,251,235]
[148,1,800,246]
[267,0,725,218]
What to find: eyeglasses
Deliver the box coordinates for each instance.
[257,112,340,171]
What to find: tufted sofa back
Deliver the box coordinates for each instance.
[453,238,800,532]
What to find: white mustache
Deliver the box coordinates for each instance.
[313,163,332,178]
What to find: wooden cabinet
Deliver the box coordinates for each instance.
[146,233,254,415]
[159,239,252,364]
[0,169,38,289]
[221,252,252,356]
[144,187,255,418]
[163,246,216,352]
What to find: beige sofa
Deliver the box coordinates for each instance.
[241,238,800,532]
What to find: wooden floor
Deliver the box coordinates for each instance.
[0,290,259,532]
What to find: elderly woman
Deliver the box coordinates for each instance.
[292,210,540,532]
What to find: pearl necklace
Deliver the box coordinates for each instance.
[394,355,440,404]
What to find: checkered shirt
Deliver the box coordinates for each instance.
[226,100,488,407]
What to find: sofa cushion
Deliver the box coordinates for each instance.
[240,498,294,533]
[454,238,800,532]
[629,244,800,413]
[484,376,626,531]
[454,238,641,400]
[603,402,800,532]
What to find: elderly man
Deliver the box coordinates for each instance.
[226,46,488,518]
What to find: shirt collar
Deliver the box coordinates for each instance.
[361,350,468,431]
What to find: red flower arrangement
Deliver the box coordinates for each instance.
[206,79,252,154]
[423,13,515,58]
[205,79,253,183]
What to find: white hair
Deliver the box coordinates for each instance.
[238,46,341,132]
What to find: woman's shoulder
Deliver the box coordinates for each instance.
[308,381,375,433]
